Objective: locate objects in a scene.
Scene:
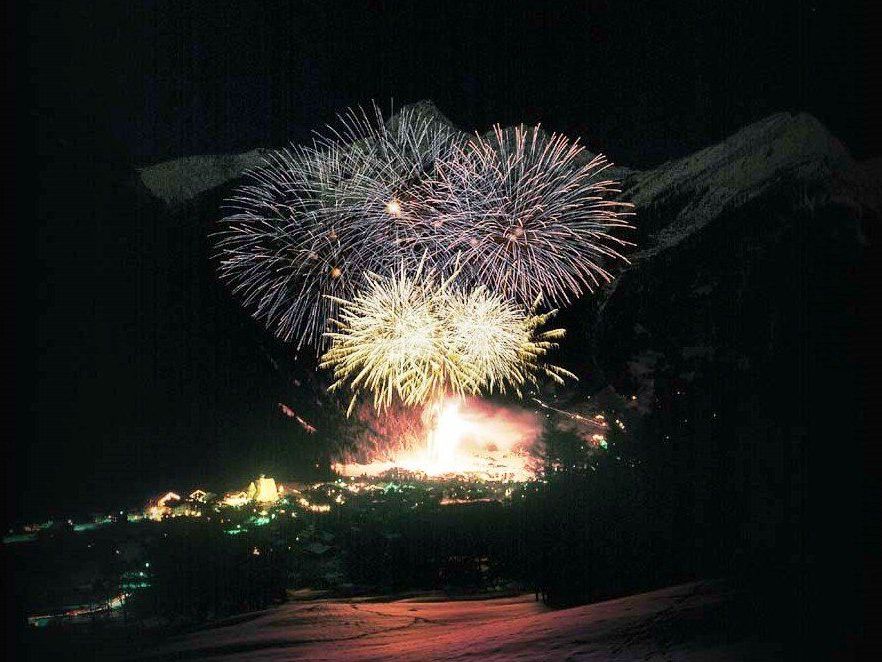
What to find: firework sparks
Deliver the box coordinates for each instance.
[216,107,633,353]
[320,266,575,414]
[422,124,635,305]
[278,403,318,433]
[215,103,463,351]
[444,287,576,396]
[320,265,459,414]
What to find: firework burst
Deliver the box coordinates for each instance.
[320,265,575,415]
[215,104,463,350]
[422,124,636,305]
[443,287,575,394]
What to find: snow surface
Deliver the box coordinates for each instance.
[147,581,780,660]
[138,149,269,205]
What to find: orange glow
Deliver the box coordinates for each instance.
[425,399,468,472]
[335,398,541,481]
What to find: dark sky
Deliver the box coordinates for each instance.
[12,0,880,525]
[21,0,882,167]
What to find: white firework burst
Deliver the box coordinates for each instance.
[421,124,635,305]
[215,103,463,350]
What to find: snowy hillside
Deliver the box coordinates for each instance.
[148,582,779,661]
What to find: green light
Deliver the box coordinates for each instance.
[73,522,100,532]
[121,581,151,590]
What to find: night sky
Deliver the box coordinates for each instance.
[12,0,880,525]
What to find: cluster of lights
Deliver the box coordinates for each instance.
[9,472,565,552]
[297,497,331,514]
[136,475,347,526]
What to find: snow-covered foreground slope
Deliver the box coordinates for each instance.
[148,581,780,661]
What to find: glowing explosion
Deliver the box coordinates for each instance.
[335,397,543,481]
[320,265,574,414]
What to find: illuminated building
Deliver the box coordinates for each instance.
[188,489,214,503]
[220,476,280,507]
[222,491,249,508]
[145,491,181,521]
[247,475,280,503]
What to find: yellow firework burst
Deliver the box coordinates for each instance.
[320,267,575,414]
[444,288,576,395]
